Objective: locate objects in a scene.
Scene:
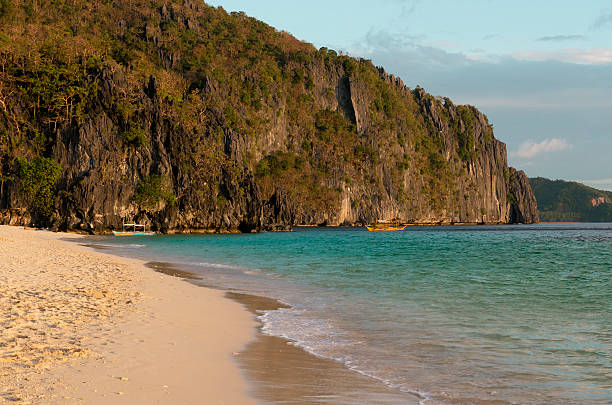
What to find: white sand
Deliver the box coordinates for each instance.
[0,225,256,404]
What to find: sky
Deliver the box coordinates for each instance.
[207,0,612,191]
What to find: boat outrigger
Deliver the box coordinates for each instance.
[112,222,155,236]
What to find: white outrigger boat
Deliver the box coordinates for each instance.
[112,222,155,236]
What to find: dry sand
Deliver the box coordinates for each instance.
[0,225,256,404]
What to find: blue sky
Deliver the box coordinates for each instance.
[207,0,612,190]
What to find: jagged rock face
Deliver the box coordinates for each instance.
[46,67,275,233]
[0,1,539,233]
[508,169,540,224]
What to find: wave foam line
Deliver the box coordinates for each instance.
[258,308,434,404]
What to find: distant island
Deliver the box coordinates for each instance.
[529,178,612,222]
[0,1,538,233]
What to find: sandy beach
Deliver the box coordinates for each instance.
[0,225,256,404]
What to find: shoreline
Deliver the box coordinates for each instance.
[136,262,421,404]
[0,225,256,404]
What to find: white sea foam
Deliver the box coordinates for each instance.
[258,307,432,403]
[259,307,360,357]
[194,261,252,271]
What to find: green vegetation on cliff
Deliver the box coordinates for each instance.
[16,156,61,220]
[134,174,177,208]
[0,0,537,231]
[529,178,612,222]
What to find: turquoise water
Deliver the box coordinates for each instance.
[95,224,611,404]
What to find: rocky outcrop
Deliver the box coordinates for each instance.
[262,188,296,231]
[0,0,539,233]
[508,169,540,224]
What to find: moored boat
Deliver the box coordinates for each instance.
[365,224,407,231]
[112,222,155,236]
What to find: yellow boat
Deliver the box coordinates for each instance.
[365,224,407,232]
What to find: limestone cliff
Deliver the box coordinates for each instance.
[0,0,538,232]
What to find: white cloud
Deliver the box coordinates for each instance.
[512,48,612,64]
[515,138,571,158]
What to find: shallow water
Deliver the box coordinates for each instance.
[90,223,612,404]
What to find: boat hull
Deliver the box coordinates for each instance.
[365,225,407,232]
[112,231,156,236]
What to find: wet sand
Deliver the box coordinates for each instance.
[146,261,203,280]
[0,226,255,404]
[226,293,421,405]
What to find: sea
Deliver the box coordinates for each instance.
[88,223,611,404]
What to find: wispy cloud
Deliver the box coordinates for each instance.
[356,29,472,69]
[360,28,424,52]
[582,178,612,185]
[515,138,571,159]
[396,0,420,18]
[482,34,500,40]
[378,0,421,23]
[512,48,612,64]
[581,178,612,191]
[536,35,586,42]
[591,10,612,29]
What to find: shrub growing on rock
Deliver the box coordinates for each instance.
[17,156,62,221]
[133,174,176,208]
